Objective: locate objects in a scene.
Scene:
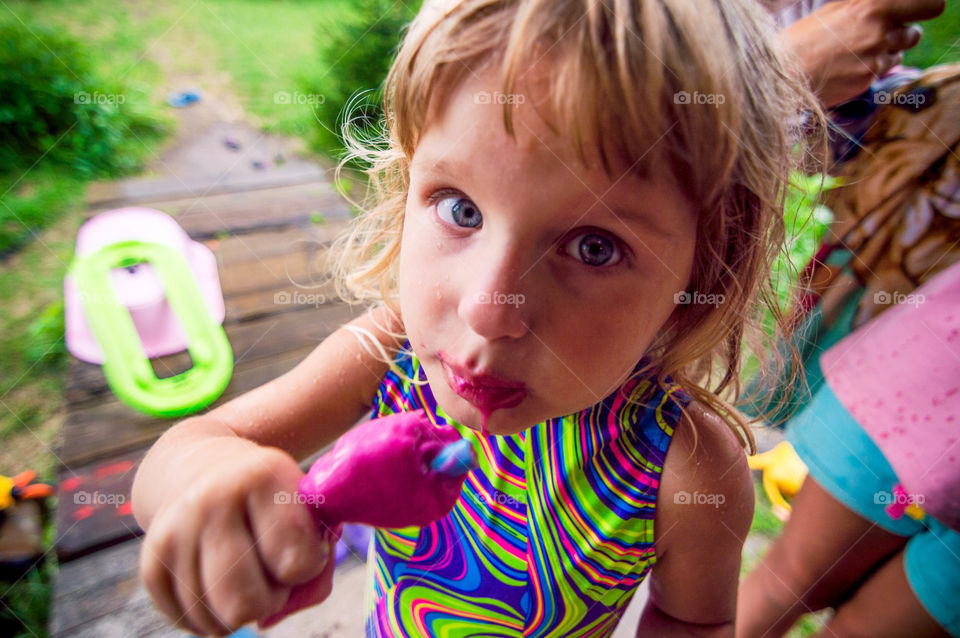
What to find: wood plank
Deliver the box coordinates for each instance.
[54,530,141,596]
[218,250,319,298]
[224,280,344,323]
[209,227,314,265]
[58,298,363,468]
[87,178,353,239]
[65,303,361,405]
[211,219,352,268]
[59,345,313,468]
[85,165,327,208]
[147,179,336,217]
[205,227,312,263]
[54,449,145,562]
[169,187,350,239]
[49,538,180,638]
[50,535,370,638]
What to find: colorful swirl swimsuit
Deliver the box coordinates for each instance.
[364,341,688,637]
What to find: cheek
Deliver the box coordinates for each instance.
[556,254,693,376]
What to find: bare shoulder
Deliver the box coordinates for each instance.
[648,400,755,624]
[656,400,754,557]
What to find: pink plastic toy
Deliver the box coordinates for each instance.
[64,207,225,364]
[261,409,477,627]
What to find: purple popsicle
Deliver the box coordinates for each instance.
[262,410,477,628]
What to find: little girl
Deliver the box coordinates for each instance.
[132,0,823,635]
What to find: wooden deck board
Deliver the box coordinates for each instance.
[61,343,310,468]
[85,165,327,209]
[54,449,144,562]
[65,303,359,405]
[50,539,168,637]
[209,223,350,265]
[51,114,370,637]
[50,535,369,638]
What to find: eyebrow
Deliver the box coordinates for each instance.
[417,157,676,239]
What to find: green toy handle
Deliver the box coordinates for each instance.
[70,240,233,418]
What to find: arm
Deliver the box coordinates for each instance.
[131,304,404,636]
[132,303,404,529]
[776,0,944,107]
[635,402,755,637]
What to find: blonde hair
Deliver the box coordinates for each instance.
[328,0,827,455]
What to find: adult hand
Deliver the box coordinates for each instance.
[779,0,945,107]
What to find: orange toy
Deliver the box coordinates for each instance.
[0,471,54,512]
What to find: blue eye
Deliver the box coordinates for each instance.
[436,195,482,228]
[563,232,622,267]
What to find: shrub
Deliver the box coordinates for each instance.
[0,19,163,178]
[0,18,167,254]
[307,0,422,157]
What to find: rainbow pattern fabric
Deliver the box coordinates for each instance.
[364,341,687,637]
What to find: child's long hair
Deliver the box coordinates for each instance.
[327,0,827,455]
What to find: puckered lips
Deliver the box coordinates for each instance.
[439,356,527,412]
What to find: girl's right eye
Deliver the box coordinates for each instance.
[432,193,482,229]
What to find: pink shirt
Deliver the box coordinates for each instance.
[821,261,960,532]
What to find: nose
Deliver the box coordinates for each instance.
[458,240,530,341]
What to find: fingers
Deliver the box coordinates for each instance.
[200,507,291,632]
[140,533,207,637]
[178,538,235,637]
[141,513,232,636]
[247,481,333,587]
[256,543,338,630]
[881,0,945,24]
[885,24,924,52]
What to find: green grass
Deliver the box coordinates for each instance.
[0,232,73,441]
[0,0,172,449]
[904,2,960,68]
[0,2,173,631]
[750,478,787,539]
[0,0,174,256]
[0,508,58,638]
[178,0,349,141]
[1,170,86,263]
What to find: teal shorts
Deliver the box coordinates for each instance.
[786,384,960,637]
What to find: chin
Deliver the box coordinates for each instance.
[436,391,533,437]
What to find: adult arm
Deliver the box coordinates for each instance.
[777,0,945,107]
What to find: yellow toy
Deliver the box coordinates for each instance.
[0,471,53,512]
[747,441,809,520]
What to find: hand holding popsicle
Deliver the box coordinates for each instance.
[259,409,477,628]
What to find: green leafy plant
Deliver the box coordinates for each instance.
[306,0,422,157]
[0,19,167,255]
[771,172,841,311]
[25,300,66,366]
[0,20,164,178]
